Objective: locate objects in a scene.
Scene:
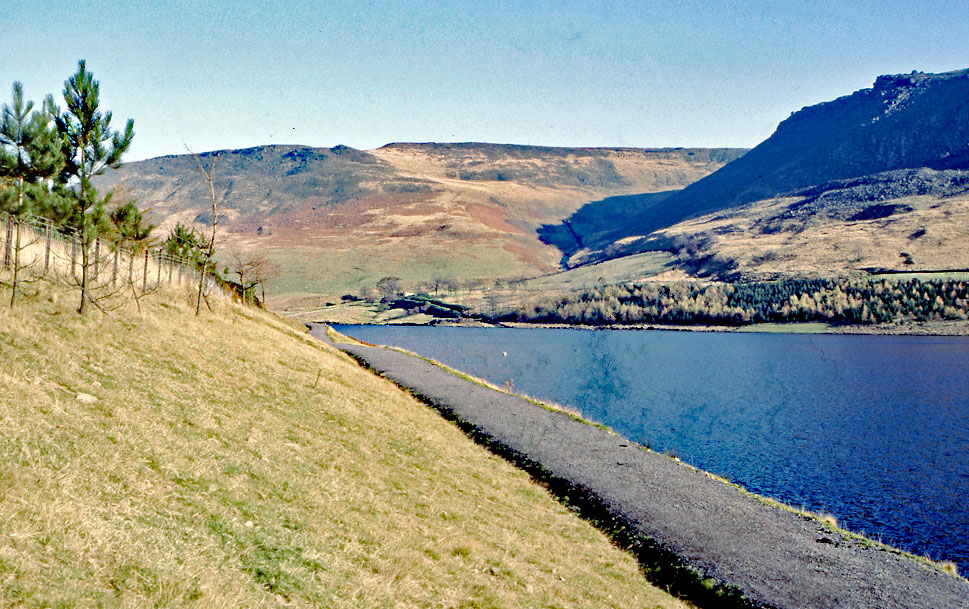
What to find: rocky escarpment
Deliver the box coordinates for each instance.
[587,68,969,248]
[376,142,745,190]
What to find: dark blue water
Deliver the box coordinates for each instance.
[333,324,969,573]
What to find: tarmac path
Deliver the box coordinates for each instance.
[309,324,969,609]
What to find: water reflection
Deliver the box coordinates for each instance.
[332,324,969,573]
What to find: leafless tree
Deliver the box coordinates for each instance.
[430,275,447,296]
[376,276,403,301]
[227,248,276,306]
[187,146,224,315]
[1,215,46,307]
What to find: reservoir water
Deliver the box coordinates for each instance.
[332,324,969,573]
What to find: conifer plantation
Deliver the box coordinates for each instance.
[492,277,969,327]
[0,61,147,312]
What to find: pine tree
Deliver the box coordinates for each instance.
[108,198,154,305]
[163,222,206,265]
[54,60,134,314]
[0,82,65,307]
[109,199,153,250]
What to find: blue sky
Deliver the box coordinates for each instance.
[5,1,968,160]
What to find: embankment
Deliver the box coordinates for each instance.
[0,284,687,608]
[313,324,969,609]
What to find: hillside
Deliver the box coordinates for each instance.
[0,284,688,608]
[649,169,969,280]
[548,68,969,267]
[96,143,744,305]
[521,168,969,287]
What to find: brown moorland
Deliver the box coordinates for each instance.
[96,143,745,307]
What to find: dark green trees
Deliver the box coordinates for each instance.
[54,60,135,313]
[0,61,215,313]
[109,197,154,297]
[163,222,208,269]
[0,82,65,306]
[1,61,237,313]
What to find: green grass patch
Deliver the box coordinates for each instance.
[520,251,674,292]
[264,241,530,298]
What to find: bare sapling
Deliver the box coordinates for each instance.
[188,147,223,315]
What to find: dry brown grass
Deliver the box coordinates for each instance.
[0,283,690,608]
[178,146,733,304]
[656,193,969,277]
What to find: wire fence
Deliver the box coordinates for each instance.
[0,210,226,301]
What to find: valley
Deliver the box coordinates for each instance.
[8,6,969,608]
[97,68,969,334]
[97,144,744,306]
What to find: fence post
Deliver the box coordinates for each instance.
[156,252,162,287]
[93,237,101,282]
[3,215,12,270]
[141,249,148,292]
[71,237,77,281]
[167,256,173,284]
[44,223,52,273]
[112,250,119,286]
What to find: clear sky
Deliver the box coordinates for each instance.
[4,0,968,161]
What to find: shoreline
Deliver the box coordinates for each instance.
[319,315,969,336]
[495,319,969,335]
[312,324,969,608]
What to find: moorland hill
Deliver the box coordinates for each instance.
[97,143,744,304]
[543,69,969,277]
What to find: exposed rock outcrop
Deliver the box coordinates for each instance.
[584,69,969,249]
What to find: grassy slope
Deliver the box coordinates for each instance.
[0,285,688,609]
[653,192,969,277]
[265,240,527,302]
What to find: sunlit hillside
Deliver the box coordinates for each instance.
[96,143,744,308]
[0,284,688,608]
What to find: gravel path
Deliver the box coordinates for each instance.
[309,324,969,609]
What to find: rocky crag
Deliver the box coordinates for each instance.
[547,69,969,265]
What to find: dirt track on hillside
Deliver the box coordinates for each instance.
[309,324,969,609]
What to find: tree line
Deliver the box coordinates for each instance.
[0,61,143,312]
[491,277,969,326]
[356,274,533,302]
[161,220,275,308]
[0,61,266,312]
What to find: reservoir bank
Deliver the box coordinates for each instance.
[312,324,969,609]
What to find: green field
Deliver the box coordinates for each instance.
[517,251,674,292]
[264,240,533,301]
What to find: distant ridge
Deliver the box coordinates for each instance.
[598,68,969,244]
[96,141,741,298]
[379,141,743,156]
